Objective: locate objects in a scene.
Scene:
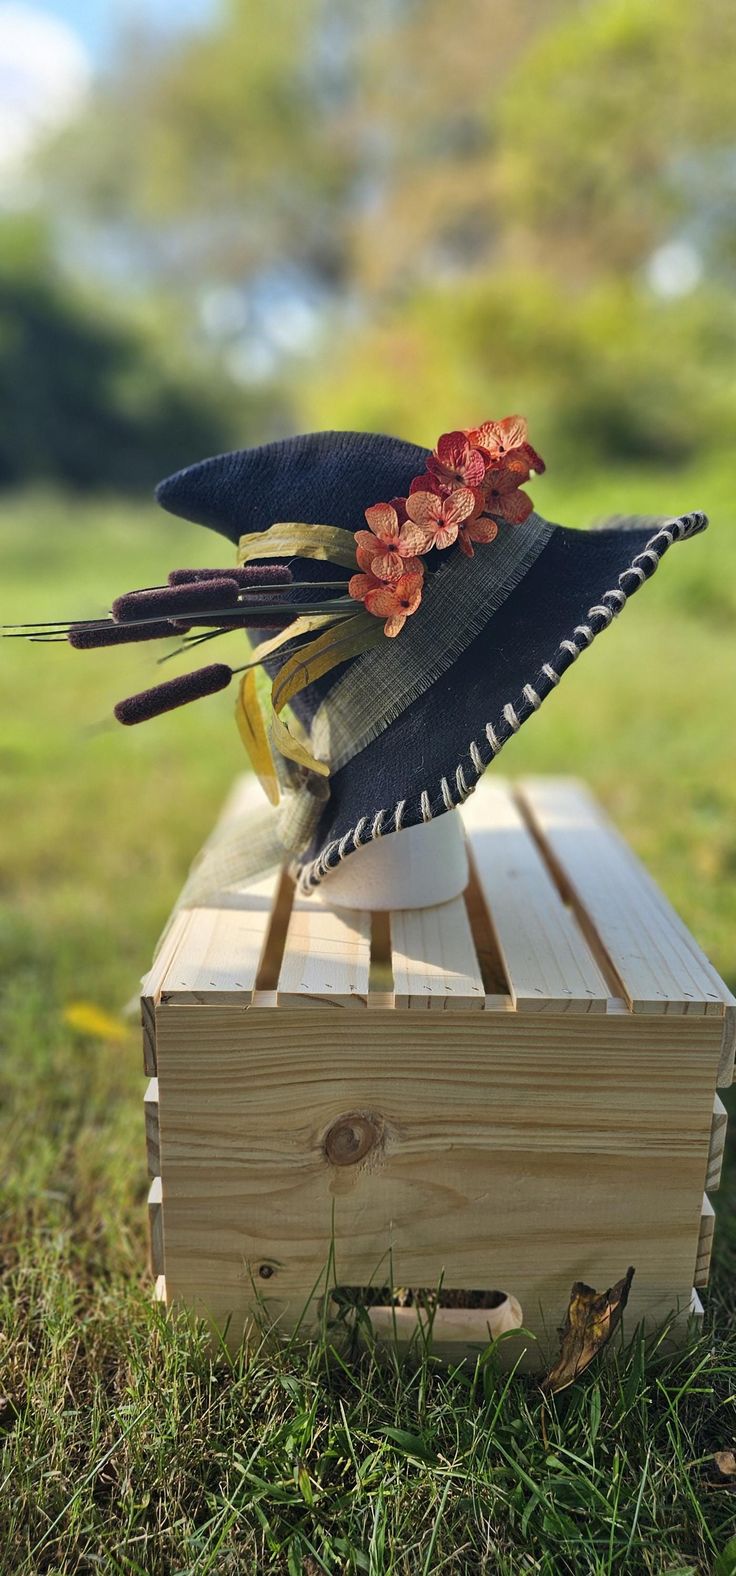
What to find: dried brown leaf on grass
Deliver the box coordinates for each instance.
[709,1451,736,1486]
[541,1266,635,1395]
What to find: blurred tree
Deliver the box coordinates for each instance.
[0,218,254,491]
[50,0,736,297]
[27,0,736,467]
[300,270,736,465]
[498,0,736,280]
[52,0,362,294]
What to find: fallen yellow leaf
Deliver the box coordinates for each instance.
[541,1267,635,1395]
[63,1002,130,1044]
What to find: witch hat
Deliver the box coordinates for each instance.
[154,424,707,892]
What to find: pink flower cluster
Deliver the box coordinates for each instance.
[348,416,545,636]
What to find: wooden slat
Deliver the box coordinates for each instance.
[462,782,611,1013]
[694,1194,715,1288]
[159,873,283,1003]
[520,779,732,1038]
[141,779,270,1049]
[277,897,371,1007]
[155,775,284,1004]
[144,1077,160,1177]
[706,1096,728,1193]
[154,1273,167,1305]
[390,897,485,1010]
[148,1176,164,1277]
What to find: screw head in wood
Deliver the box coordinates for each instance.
[323,1112,383,1167]
[258,1263,275,1279]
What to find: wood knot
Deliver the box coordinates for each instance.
[323,1112,383,1167]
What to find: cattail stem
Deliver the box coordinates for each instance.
[69,620,179,649]
[157,629,227,664]
[5,597,356,638]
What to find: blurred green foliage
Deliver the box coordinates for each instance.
[0,218,239,490]
[300,273,736,466]
[4,0,736,479]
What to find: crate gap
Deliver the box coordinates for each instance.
[463,847,513,999]
[254,868,295,994]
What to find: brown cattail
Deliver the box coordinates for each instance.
[69,620,179,649]
[168,565,293,588]
[112,578,240,623]
[114,663,232,725]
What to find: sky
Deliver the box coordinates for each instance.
[20,0,217,61]
[0,0,217,188]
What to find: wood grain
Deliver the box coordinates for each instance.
[155,1004,720,1362]
[706,1096,728,1193]
[519,778,732,1040]
[390,896,485,1010]
[277,897,371,1007]
[144,1076,160,1178]
[694,1194,715,1288]
[463,783,611,1014]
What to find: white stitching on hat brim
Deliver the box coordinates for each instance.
[296,513,707,893]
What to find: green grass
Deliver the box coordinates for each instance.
[1,470,735,1574]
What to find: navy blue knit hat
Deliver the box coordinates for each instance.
[156,429,707,892]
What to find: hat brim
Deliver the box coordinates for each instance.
[297,510,706,889]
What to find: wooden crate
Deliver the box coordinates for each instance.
[141,776,733,1366]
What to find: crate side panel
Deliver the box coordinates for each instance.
[155,1007,717,1356]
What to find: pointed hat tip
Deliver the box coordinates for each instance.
[155,431,429,545]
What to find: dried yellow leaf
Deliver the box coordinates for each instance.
[271,612,383,716]
[270,710,330,777]
[63,1002,129,1044]
[235,668,280,805]
[541,1266,635,1394]
[238,522,357,569]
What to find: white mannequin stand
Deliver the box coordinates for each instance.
[319,809,469,911]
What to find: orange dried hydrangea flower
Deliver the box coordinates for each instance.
[364,570,425,638]
[457,510,499,559]
[348,415,543,634]
[467,415,545,477]
[481,458,533,525]
[427,430,486,490]
[355,502,426,581]
[404,485,477,551]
